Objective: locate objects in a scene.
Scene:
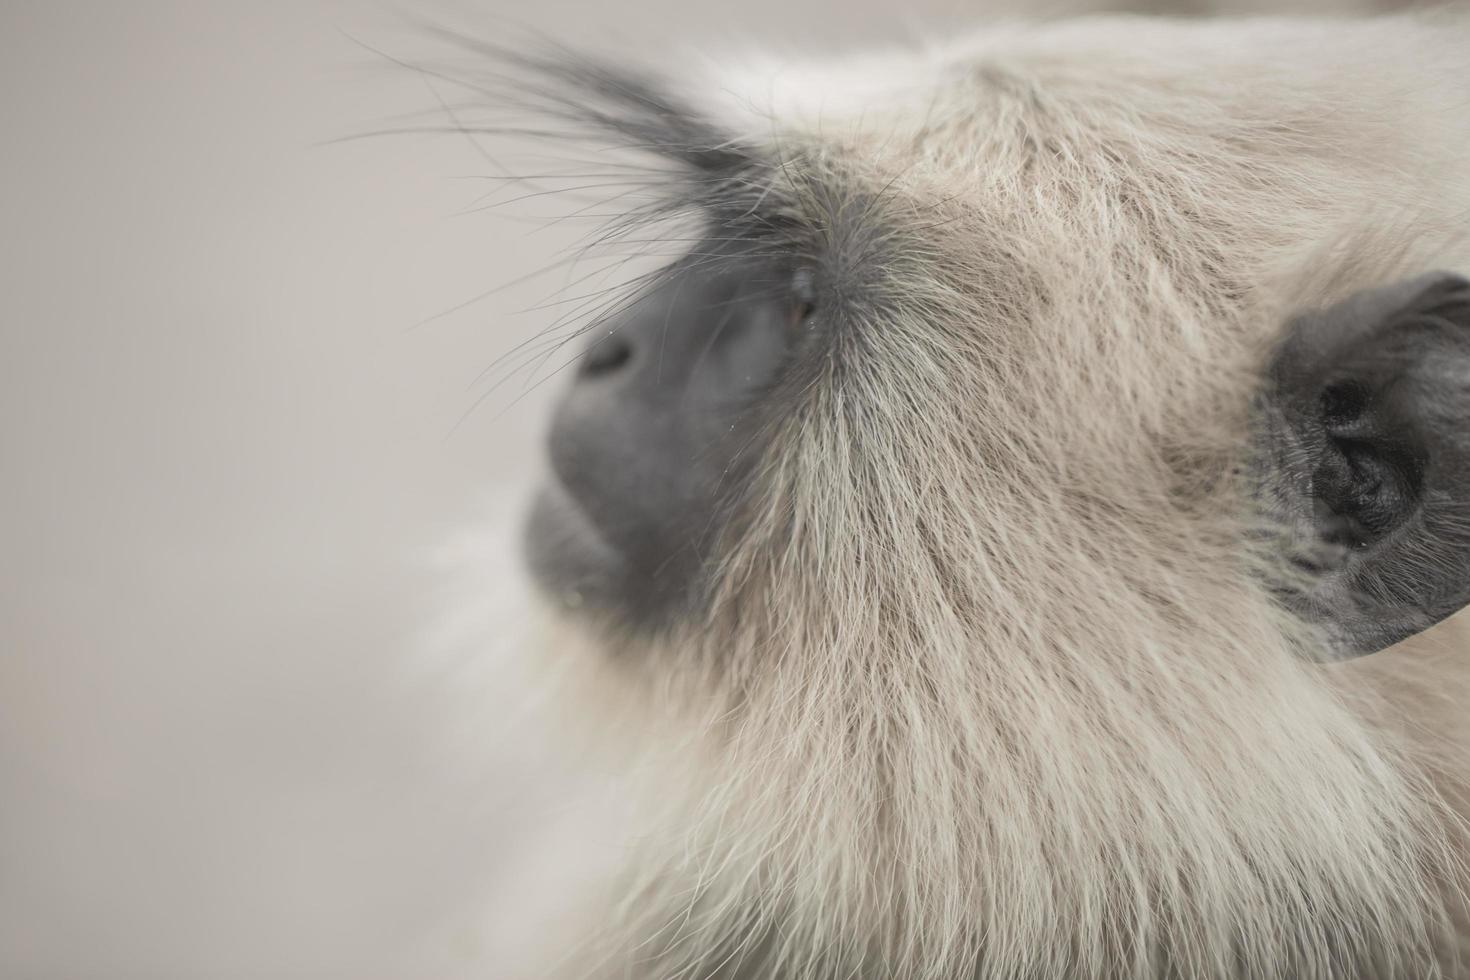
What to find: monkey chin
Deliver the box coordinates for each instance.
[523,477,714,638]
[522,478,627,615]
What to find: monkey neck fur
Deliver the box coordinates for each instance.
[537,427,1470,978]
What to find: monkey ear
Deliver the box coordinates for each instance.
[1260,272,1470,658]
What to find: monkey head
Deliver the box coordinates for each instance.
[505,15,1470,978]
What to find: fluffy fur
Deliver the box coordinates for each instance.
[455,12,1470,978]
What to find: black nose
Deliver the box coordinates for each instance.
[564,257,798,409]
[559,247,802,419]
[531,245,809,622]
[578,332,633,378]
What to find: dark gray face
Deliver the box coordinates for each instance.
[1258,272,1470,657]
[524,240,813,628]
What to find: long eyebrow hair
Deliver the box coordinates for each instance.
[357,28,819,398]
[406,31,799,234]
[364,25,911,421]
[508,52,821,272]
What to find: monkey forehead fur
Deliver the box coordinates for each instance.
[481,12,1470,979]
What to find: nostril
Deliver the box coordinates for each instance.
[579,333,633,378]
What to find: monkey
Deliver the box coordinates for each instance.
[448,9,1470,979]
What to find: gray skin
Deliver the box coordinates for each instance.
[527,252,1470,658]
[524,241,807,630]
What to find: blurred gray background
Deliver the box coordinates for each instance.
[0,1,1404,977]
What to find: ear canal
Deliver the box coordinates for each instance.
[1261,272,1470,658]
[1309,358,1427,552]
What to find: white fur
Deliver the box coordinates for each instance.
[470,13,1470,978]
